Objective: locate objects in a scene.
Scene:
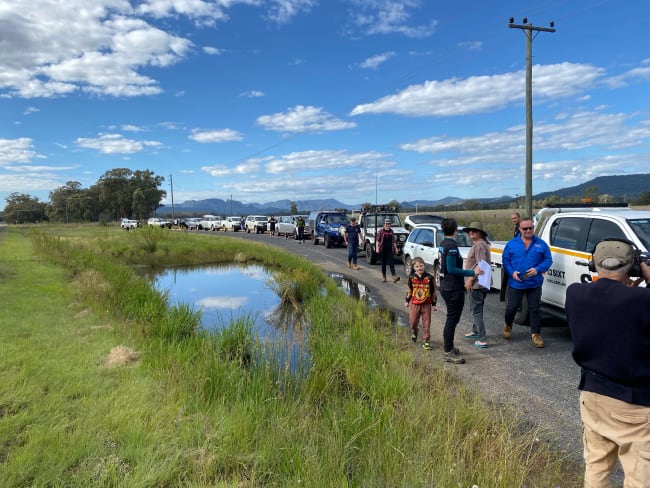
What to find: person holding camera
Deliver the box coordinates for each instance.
[501,217,552,348]
[565,239,650,488]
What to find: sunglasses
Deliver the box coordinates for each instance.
[520,226,534,231]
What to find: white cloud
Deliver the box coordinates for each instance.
[359,52,395,70]
[257,105,357,133]
[189,129,243,143]
[266,0,317,24]
[0,138,42,165]
[351,63,604,117]
[457,41,482,51]
[264,149,393,174]
[24,107,40,115]
[75,133,162,154]
[203,46,222,55]
[347,0,437,38]
[239,90,265,98]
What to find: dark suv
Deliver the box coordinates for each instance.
[307,211,349,248]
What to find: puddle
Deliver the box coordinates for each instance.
[137,264,406,369]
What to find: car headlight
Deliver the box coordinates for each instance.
[399,234,407,242]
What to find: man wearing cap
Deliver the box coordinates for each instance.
[462,222,492,348]
[565,239,650,488]
[343,217,362,270]
[501,217,552,348]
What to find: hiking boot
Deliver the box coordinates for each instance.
[423,342,432,351]
[531,333,545,348]
[352,264,359,270]
[411,333,417,343]
[392,275,400,283]
[382,275,387,282]
[346,262,351,268]
[502,324,512,340]
[443,348,465,364]
[464,332,479,339]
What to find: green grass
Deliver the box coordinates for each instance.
[0,225,582,486]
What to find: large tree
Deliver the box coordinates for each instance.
[4,193,49,224]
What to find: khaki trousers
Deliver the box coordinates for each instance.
[579,390,650,488]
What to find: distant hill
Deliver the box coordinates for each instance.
[157,174,649,216]
[532,174,650,201]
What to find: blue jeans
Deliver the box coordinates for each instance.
[469,288,488,341]
[440,288,465,352]
[347,243,358,264]
[504,286,542,334]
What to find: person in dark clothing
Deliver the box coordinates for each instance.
[376,219,400,283]
[566,239,650,488]
[344,217,362,270]
[296,216,306,243]
[438,218,481,364]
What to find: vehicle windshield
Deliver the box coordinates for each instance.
[408,215,444,225]
[628,218,650,249]
[324,214,349,224]
[365,214,402,227]
[254,216,267,222]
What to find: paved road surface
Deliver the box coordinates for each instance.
[197,229,623,481]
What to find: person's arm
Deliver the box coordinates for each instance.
[445,252,475,277]
[405,277,413,306]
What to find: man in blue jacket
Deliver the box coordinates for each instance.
[565,239,650,487]
[501,217,552,348]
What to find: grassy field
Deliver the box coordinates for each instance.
[0,224,581,487]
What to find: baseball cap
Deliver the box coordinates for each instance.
[593,239,635,270]
[384,218,391,224]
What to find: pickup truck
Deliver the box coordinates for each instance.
[490,204,650,324]
[355,206,409,264]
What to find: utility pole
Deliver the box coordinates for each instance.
[169,174,175,221]
[509,17,555,219]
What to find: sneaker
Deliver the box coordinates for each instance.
[531,333,545,348]
[392,275,400,283]
[411,333,417,343]
[464,332,479,339]
[443,348,465,364]
[422,342,432,351]
[473,340,489,348]
[502,324,512,340]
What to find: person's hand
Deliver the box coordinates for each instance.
[512,271,522,281]
[474,266,483,275]
[465,281,472,292]
[525,268,537,278]
[404,301,409,308]
[432,305,438,312]
[641,261,650,284]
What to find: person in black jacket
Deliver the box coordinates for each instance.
[565,238,650,488]
[438,218,482,364]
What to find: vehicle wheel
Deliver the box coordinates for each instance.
[365,244,377,265]
[432,262,440,288]
[247,227,250,233]
[505,287,531,325]
[404,255,412,274]
[324,234,332,248]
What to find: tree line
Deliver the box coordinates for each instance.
[2,168,166,224]
[3,174,649,225]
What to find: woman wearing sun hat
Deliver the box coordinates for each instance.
[462,222,492,348]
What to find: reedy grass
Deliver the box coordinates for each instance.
[0,225,581,487]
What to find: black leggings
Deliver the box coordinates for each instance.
[440,288,465,352]
[380,250,395,276]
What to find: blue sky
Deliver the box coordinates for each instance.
[1,0,649,210]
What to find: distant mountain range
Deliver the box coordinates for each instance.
[157,173,650,216]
